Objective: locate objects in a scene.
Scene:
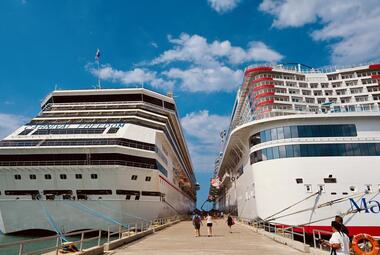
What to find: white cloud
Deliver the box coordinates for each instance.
[152,33,283,67]
[0,113,28,139]
[88,64,174,89]
[181,111,230,172]
[164,66,243,92]
[259,0,380,64]
[208,0,241,13]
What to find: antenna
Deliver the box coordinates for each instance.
[95,48,101,89]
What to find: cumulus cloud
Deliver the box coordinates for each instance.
[208,0,241,13]
[181,111,230,172]
[0,113,28,139]
[164,66,243,92]
[259,0,380,64]
[87,64,174,89]
[88,33,283,92]
[152,33,283,67]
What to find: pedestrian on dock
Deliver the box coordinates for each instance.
[335,215,349,236]
[192,213,202,237]
[206,213,214,237]
[321,221,350,255]
[226,214,234,233]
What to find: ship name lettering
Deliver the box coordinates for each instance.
[349,198,380,214]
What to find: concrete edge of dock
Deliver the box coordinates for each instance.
[43,219,182,255]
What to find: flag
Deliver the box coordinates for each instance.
[95,49,100,60]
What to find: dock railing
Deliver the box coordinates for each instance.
[312,228,333,251]
[0,215,182,255]
[239,218,306,244]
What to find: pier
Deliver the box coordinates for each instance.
[110,219,304,255]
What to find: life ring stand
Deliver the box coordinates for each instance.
[352,233,380,255]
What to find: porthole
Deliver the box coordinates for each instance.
[318,184,326,193]
[349,186,356,192]
[45,174,52,180]
[305,184,312,193]
[91,174,98,179]
[365,184,373,193]
[131,175,138,181]
[145,176,151,182]
[29,174,36,180]
[135,195,140,200]
[60,174,67,180]
[75,174,82,179]
[295,178,303,184]
[14,174,21,180]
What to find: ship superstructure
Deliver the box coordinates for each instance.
[0,88,196,234]
[210,63,380,236]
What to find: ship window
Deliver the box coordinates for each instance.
[324,177,337,183]
[60,174,67,180]
[349,186,356,192]
[331,192,337,195]
[131,175,138,180]
[29,174,36,180]
[145,176,151,182]
[14,174,21,180]
[77,190,112,195]
[45,174,52,180]
[18,129,33,135]
[366,184,373,193]
[126,195,131,200]
[91,174,98,179]
[142,191,161,196]
[107,128,119,134]
[75,174,82,179]
[135,195,140,200]
[342,192,348,195]
[318,185,326,193]
[305,184,312,193]
[295,178,303,184]
[116,190,140,195]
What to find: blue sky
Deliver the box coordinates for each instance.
[0,0,379,209]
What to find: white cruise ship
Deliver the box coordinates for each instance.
[210,63,380,236]
[0,88,196,234]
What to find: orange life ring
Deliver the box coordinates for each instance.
[352,233,380,255]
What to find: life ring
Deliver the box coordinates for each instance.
[352,233,380,255]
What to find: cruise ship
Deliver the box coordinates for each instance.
[0,88,196,234]
[210,63,380,236]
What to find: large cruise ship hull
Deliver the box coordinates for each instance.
[0,199,187,234]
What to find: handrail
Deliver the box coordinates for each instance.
[312,229,333,251]
[0,215,182,255]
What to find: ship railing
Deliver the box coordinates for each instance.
[0,215,182,255]
[0,160,156,169]
[238,218,306,244]
[312,229,334,251]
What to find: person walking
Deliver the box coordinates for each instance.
[192,213,202,237]
[226,214,234,233]
[321,221,350,255]
[206,213,213,237]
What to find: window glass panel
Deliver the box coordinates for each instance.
[293,144,301,157]
[352,143,361,156]
[277,127,284,140]
[303,125,313,137]
[337,144,345,156]
[375,143,380,155]
[290,126,298,138]
[271,128,277,141]
[272,146,280,159]
[297,126,306,138]
[360,143,369,156]
[368,143,377,156]
[345,143,353,156]
[283,126,291,139]
[300,144,308,156]
[310,126,319,137]
[260,131,266,143]
[285,145,294,157]
[262,148,268,161]
[279,146,286,158]
[267,147,273,160]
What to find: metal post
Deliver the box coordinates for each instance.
[18,243,23,255]
[291,227,294,240]
[318,232,322,250]
[55,236,60,255]
[107,226,110,243]
[80,232,84,251]
[313,231,317,248]
[119,225,122,239]
[303,228,306,244]
[98,230,102,246]
[135,223,137,233]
